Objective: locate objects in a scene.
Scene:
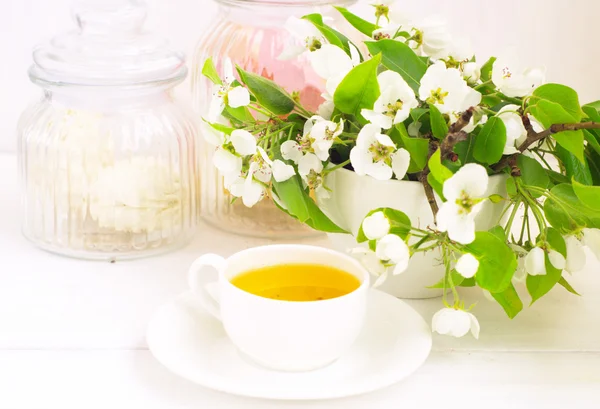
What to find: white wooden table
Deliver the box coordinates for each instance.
[1,152,599,409]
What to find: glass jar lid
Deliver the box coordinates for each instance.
[29,0,186,87]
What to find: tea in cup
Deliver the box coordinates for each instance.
[188,244,370,372]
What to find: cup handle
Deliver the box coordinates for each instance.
[188,254,226,321]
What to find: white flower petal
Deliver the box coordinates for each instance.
[280,140,303,164]
[565,236,586,274]
[361,109,393,130]
[443,163,489,201]
[213,149,242,175]
[200,120,225,146]
[297,153,323,177]
[349,147,369,176]
[230,130,257,156]
[391,148,410,180]
[286,16,320,41]
[308,44,353,80]
[455,253,479,278]
[223,57,235,84]
[272,160,295,182]
[241,174,265,208]
[317,100,335,120]
[362,211,390,240]
[468,312,480,339]
[366,161,394,181]
[351,248,387,277]
[372,271,390,288]
[227,86,251,108]
[356,124,382,149]
[525,247,546,276]
[432,308,474,338]
[583,228,600,261]
[278,43,306,61]
[548,250,566,270]
[376,234,410,265]
[349,43,361,66]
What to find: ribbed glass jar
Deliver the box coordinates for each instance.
[17,0,199,260]
[191,0,354,239]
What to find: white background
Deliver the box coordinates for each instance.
[1,0,599,153]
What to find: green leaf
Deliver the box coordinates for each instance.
[410,108,429,123]
[517,154,550,198]
[428,270,464,289]
[488,225,507,241]
[527,230,565,304]
[454,134,476,165]
[473,116,507,165]
[464,231,517,293]
[302,13,354,56]
[491,283,523,319]
[558,277,581,296]
[480,57,496,82]
[202,58,222,85]
[546,226,567,256]
[428,148,454,184]
[544,184,600,233]
[429,104,449,140]
[547,170,570,185]
[223,105,254,123]
[572,179,600,211]
[583,104,600,122]
[584,130,600,156]
[272,173,347,234]
[555,145,592,185]
[529,100,585,163]
[236,67,295,115]
[531,84,584,121]
[356,207,412,243]
[206,121,235,136]
[427,173,445,201]
[333,54,381,123]
[392,124,429,173]
[334,6,378,37]
[587,147,600,185]
[365,40,427,92]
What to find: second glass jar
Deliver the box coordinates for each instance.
[192,0,354,239]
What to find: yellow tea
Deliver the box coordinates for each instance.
[230,263,361,302]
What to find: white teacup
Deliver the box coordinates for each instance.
[188,244,370,372]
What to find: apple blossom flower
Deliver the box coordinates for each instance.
[308,44,356,82]
[208,58,250,120]
[492,51,546,97]
[497,104,527,154]
[226,163,266,208]
[362,211,391,240]
[278,16,326,61]
[582,228,600,261]
[281,116,342,163]
[419,61,482,116]
[461,62,481,85]
[525,247,546,276]
[565,236,586,274]
[509,244,528,283]
[376,234,411,276]
[212,129,257,175]
[350,124,411,181]
[432,308,480,339]
[525,246,566,276]
[361,71,419,129]
[455,253,479,279]
[437,164,489,244]
[321,44,361,101]
[408,16,453,59]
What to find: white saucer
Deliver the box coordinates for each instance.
[147,290,432,400]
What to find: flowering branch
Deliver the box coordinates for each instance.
[492,120,600,172]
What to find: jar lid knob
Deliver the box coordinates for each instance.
[72,0,147,36]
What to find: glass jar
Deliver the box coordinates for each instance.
[17,0,199,261]
[191,0,354,239]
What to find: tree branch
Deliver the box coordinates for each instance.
[418,107,476,222]
[492,120,600,173]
